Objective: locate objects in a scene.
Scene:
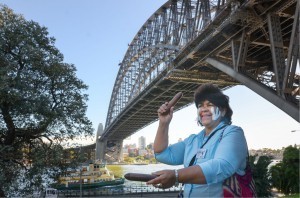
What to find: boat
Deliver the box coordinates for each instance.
[51,161,125,190]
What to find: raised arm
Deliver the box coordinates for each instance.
[153,102,173,153]
[153,92,182,153]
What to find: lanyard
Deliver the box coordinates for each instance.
[188,125,227,166]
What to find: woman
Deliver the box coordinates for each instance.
[146,83,248,197]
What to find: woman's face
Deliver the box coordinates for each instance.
[197,100,223,127]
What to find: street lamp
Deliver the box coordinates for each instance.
[291,130,300,132]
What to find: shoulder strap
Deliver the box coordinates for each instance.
[189,154,196,167]
[188,125,228,167]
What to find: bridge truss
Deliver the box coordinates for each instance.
[99,0,299,162]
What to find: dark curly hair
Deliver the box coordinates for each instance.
[194,83,233,124]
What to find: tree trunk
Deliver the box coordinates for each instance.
[0,188,6,197]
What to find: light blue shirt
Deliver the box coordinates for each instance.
[155,121,248,197]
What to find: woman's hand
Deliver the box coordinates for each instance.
[146,169,176,189]
[157,102,174,125]
[153,102,174,153]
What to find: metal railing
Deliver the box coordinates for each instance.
[57,184,182,197]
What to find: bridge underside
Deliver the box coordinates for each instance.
[105,71,238,141]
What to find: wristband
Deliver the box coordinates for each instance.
[174,169,179,187]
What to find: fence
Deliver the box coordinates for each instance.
[58,184,182,197]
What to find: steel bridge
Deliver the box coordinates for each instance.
[95,0,299,162]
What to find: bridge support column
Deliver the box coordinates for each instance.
[95,123,107,162]
[96,139,107,162]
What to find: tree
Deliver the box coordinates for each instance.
[249,155,273,197]
[270,145,299,195]
[135,155,144,162]
[123,156,135,164]
[0,5,93,196]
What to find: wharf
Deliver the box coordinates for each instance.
[58,186,180,197]
[59,191,179,197]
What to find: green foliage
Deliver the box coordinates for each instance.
[0,5,93,196]
[270,146,299,195]
[249,155,273,197]
[149,157,157,164]
[106,165,123,178]
[123,156,135,164]
[135,155,144,162]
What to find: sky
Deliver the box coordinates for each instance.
[1,0,299,150]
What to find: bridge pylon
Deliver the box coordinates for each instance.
[95,123,106,162]
[95,123,123,163]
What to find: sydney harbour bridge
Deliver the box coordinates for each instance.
[92,0,299,162]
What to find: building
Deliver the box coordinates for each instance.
[138,136,146,150]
